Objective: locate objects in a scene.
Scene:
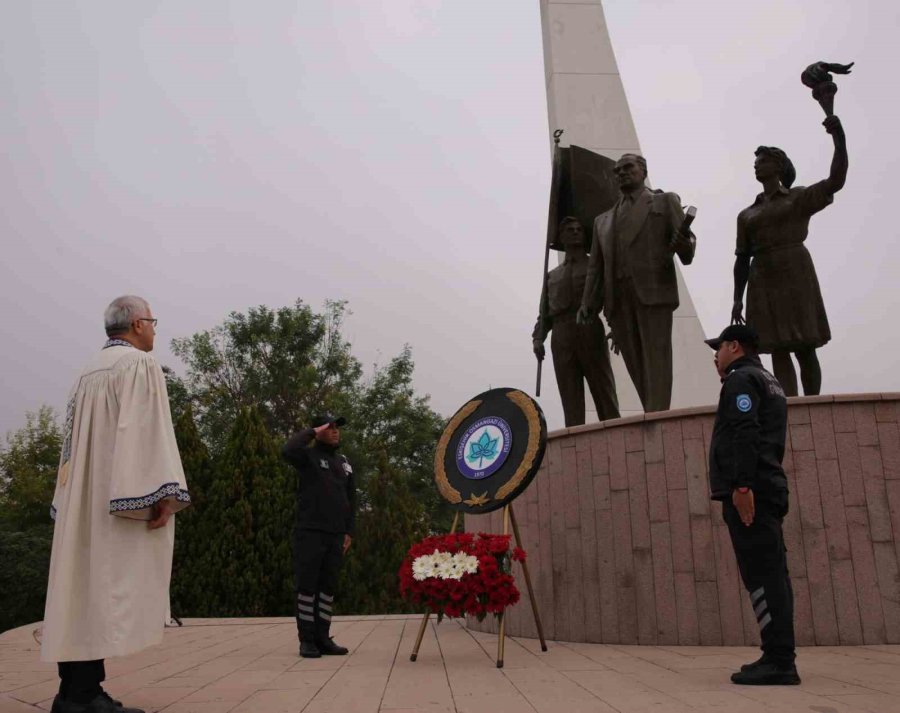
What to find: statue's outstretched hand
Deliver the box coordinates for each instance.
[731,301,745,325]
[670,229,693,254]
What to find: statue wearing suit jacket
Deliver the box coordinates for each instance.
[577,153,696,412]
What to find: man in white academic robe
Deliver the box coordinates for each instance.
[42,295,190,713]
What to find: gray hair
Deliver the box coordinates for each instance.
[104,295,150,336]
[619,153,648,177]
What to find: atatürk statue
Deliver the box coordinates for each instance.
[577,154,696,413]
[731,62,851,396]
[533,217,619,426]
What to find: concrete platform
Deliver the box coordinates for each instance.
[3,617,900,712]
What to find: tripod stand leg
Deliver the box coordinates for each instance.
[410,611,430,662]
[496,610,506,668]
[509,503,548,651]
[410,511,461,662]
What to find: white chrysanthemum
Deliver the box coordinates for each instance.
[412,549,479,580]
[412,555,433,581]
[435,560,453,579]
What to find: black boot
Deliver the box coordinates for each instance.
[315,592,348,655]
[731,661,800,685]
[51,691,146,712]
[299,639,321,658]
[317,637,349,656]
[740,653,770,672]
[298,617,321,659]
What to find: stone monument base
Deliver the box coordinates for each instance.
[465,393,900,646]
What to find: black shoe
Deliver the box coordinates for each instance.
[299,639,322,658]
[740,653,770,672]
[50,691,146,712]
[731,661,800,685]
[316,637,349,656]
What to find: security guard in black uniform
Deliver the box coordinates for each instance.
[705,325,799,686]
[282,414,356,658]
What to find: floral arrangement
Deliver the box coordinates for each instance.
[398,532,526,620]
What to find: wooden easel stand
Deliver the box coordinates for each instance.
[409,503,547,668]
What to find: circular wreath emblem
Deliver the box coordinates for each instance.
[455,417,512,480]
[434,388,547,513]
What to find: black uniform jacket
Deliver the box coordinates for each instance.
[282,429,356,535]
[708,355,788,501]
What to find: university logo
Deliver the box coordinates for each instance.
[455,417,512,480]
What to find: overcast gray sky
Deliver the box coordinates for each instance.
[2,1,898,436]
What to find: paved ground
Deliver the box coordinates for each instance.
[2,616,900,712]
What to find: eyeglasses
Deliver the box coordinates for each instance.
[135,318,158,328]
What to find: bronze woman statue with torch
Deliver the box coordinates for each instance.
[731,61,852,396]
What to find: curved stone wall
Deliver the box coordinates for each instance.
[465,393,900,646]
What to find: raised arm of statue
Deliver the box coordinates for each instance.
[822,115,848,194]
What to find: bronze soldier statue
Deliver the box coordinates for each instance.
[577,154,696,413]
[731,115,848,396]
[533,217,619,427]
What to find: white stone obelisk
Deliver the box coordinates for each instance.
[540,0,719,416]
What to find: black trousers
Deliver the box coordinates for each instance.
[58,660,105,704]
[551,315,619,426]
[292,528,344,642]
[722,492,796,666]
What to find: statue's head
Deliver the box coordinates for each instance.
[754,146,796,188]
[554,216,589,252]
[613,153,647,192]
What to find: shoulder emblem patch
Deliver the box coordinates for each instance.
[736,394,753,413]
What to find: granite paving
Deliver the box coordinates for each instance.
[2,616,900,712]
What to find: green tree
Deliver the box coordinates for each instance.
[169,405,217,615]
[171,300,360,452]
[0,529,52,633]
[0,407,60,632]
[187,406,295,616]
[166,300,448,615]
[339,451,429,614]
[0,406,61,530]
[350,347,449,533]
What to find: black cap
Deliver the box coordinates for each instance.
[704,324,760,351]
[311,413,347,428]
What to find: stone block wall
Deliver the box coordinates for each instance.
[465,394,900,645]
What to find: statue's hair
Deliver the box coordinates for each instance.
[558,215,583,233]
[755,146,796,188]
[619,153,648,177]
[104,295,150,337]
